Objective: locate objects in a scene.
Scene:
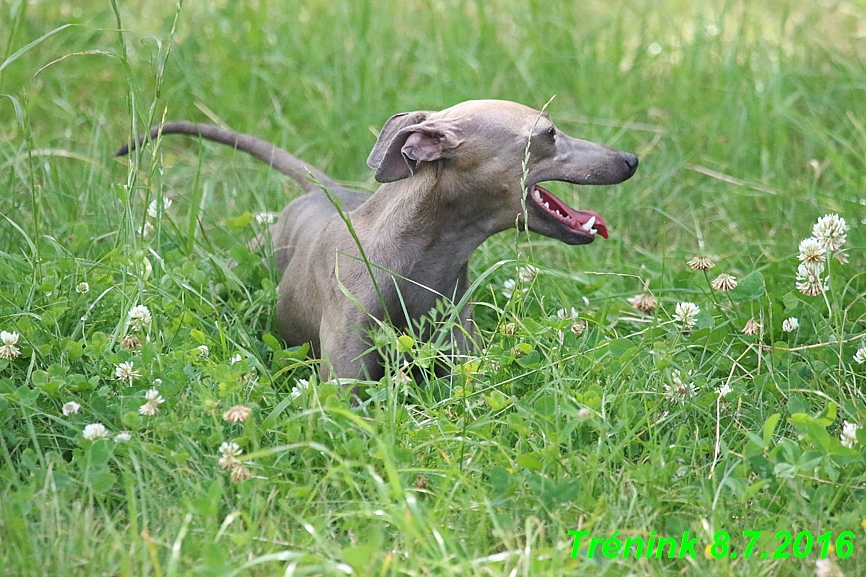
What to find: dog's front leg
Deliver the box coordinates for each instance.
[318,315,383,386]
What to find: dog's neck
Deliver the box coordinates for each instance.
[351,170,501,260]
[351,168,502,288]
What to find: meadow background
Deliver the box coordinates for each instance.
[1,0,866,575]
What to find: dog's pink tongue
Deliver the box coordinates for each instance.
[533,185,609,239]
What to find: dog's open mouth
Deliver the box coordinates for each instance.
[530,184,608,239]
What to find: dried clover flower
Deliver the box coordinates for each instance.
[742,318,761,336]
[687,255,715,270]
[223,405,253,423]
[229,464,253,483]
[628,293,657,314]
[710,273,737,292]
[121,334,142,350]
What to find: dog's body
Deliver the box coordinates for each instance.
[118,100,637,382]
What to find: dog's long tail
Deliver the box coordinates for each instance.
[115,121,336,194]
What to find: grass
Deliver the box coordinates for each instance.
[1,0,866,575]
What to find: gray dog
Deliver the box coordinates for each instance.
[118,100,638,383]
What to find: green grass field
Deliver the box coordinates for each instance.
[1,0,865,575]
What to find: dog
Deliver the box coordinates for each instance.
[117,100,638,384]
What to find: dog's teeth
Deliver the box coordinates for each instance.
[590,228,598,235]
[581,216,596,231]
[534,189,542,200]
[544,202,550,209]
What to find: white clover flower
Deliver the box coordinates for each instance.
[128,304,152,331]
[664,371,697,405]
[114,432,132,443]
[816,558,844,577]
[219,441,242,458]
[147,197,173,219]
[672,302,700,330]
[76,282,90,294]
[289,378,309,401]
[854,347,866,365]
[62,401,81,416]
[255,212,279,224]
[795,262,827,296]
[797,237,825,265]
[812,214,848,253]
[1,331,20,345]
[718,383,733,398]
[517,265,539,283]
[218,442,243,469]
[0,330,21,360]
[394,368,412,386]
[115,361,141,384]
[195,345,209,358]
[82,423,109,441]
[141,221,154,237]
[781,317,799,333]
[230,354,243,365]
[571,321,588,336]
[556,307,579,322]
[139,389,165,416]
[840,421,859,449]
[577,407,593,420]
[502,278,520,299]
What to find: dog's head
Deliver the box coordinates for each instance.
[366,100,638,245]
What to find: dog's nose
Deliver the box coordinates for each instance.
[623,153,639,173]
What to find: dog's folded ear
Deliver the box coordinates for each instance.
[367,111,430,172]
[367,112,464,183]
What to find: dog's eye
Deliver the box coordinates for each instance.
[546,126,556,138]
